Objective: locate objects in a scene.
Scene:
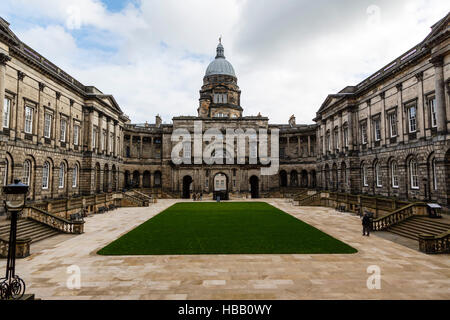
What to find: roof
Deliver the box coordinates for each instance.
[205,41,236,78]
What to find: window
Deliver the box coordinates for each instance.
[23,160,31,186]
[92,127,97,148]
[362,164,368,186]
[60,118,67,142]
[59,162,65,188]
[109,133,114,153]
[374,118,381,141]
[24,106,33,134]
[213,93,227,104]
[334,128,339,150]
[391,161,399,188]
[72,164,78,188]
[361,122,367,144]
[44,113,52,138]
[73,125,80,145]
[3,98,11,128]
[375,162,382,187]
[408,105,417,133]
[388,112,397,137]
[214,112,228,118]
[343,126,349,147]
[205,179,208,188]
[42,162,50,189]
[410,159,419,189]
[326,131,331,151]
[432,158,437,191]
[429,97,437,128]
[102,131,106,151]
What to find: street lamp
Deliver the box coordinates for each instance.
[0,179,29,300]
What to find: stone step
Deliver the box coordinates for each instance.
[0,219,61,243]
[410,216,450,229]
[387,228,419,241]
[399,220,448,235]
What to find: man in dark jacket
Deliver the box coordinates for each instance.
[362,213,372,236]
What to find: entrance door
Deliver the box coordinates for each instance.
[182,176,193,199]
[250,175,259,199]
[213,173,228,200]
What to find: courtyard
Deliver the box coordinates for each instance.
[1,199,448,300]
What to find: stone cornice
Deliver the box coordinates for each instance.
[0,52,11,65]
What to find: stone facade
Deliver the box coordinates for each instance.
[0,13,449,208]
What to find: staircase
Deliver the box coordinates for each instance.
[0,219,60,243]
[387,216,450,241]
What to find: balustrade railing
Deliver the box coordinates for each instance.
[25,206,84,234]
[419,232,450,254]
[371,204,417,231]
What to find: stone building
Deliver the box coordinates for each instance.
[314,13,450,207]
[0,12,449,208]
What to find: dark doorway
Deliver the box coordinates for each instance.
[213,173,228,200]
[279,170,287,187]
[250,175,259,199]
[182,175,193,199]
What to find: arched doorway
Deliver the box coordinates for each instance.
[182,175,193,199]
[213,173,228,200]
[310,170,317,188]
[124,170,131,189]
[154,171,162,187]
[132,170,140,188]
[103,164,109,192]
[250,175,259,198]
[290,170,298,187]
[301,170,308,187]
[95,163,101,193]
[279,170,287,187]
[143,171,151,188]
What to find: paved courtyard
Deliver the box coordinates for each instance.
[1,199,449,300]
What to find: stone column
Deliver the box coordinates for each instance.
[396,84,404,143]
[297,136,301,157]
[114,120,119,156]
[0,53,11,132]
[106,117,110,155]
[366,99,372,148]
[286,135,290,156]
[431,56,447,134]
[380,92,387,145]
[140,135,143,158]
[307,135,311,156]
[348,110,354,150]
[331,117,335,154]
[322,121,327,155]
[338,113,342,152]
[415,72,425,139]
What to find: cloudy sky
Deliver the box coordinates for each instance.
[1,1,449,124]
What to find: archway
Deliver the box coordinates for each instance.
[310,170,317,188]
[182,175,193,199]
[213,173,228,200]
[154,171,162,187]
[143,171,151,188]
[279,170,287,187]
[103,164,109,192]
[290,170,298,187]
[124,170,131,189]
[132,170,140,188]
[301,170,308,187]
[249,175,259,199]
[95,163,101,193]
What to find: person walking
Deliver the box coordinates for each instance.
[362,212,372,236]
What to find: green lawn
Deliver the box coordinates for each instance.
[97,202,357,255]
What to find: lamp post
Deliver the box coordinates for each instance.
[0,179,29,300]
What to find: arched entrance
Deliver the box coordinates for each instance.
[300,170,308,187]
[124,170,131,189]
[132,170,140,188]
[213,173,228,200]
[250,175,259,198]
[143,171,151,188]
[182,175,193,199]
[290,170,298,187]
[279,170,287,187]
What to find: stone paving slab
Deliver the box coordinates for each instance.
[1,199,449,300]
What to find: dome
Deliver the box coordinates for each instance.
[205,41,236,78]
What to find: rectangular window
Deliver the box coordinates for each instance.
[214,93,227,104]
[429,97,437,128]
[3,98,11,128]
[109,133,114,153]
[60,118,67,142]
[374,118,381,141]
[343,127,348,147]
[334,129,339,150]
[102,131,107,151]
[44,113,52,138]
[388,112,397,137]
[73,125,80,145]
[92,127,97,148]
[24,106,33,134]
[361,123,367,144]
[408,105,417,133]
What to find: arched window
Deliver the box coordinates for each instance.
[410,159,419,189]
[23,160,31,186]
[72,164,78,188]
[362,163,368,187]
[375,162,382,187]
[391,161,399,188]
[42,162,50,189]
[59,162,65,188]
[431,158,437,191]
